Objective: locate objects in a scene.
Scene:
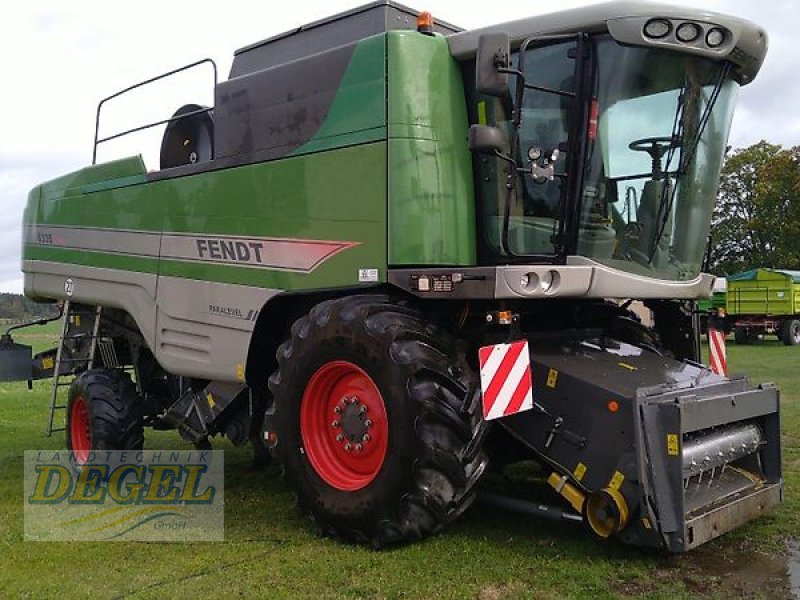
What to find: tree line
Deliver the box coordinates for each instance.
[708,141,800,275]
[0,293,59,321]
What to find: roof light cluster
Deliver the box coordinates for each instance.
[643,18,728,49]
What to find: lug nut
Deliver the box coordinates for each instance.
[333,406,342,414]
[344,443,352,452]
[360,405,368,414]
[362,434,371,442]
[331,420,340,428]
[336,434,344,442]
[355,443,363,451]
[365,419,373,428]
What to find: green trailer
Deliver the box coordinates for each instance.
[727,268,800,344]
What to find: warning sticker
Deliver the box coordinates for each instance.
[546,368,559,389]
[478,341,534,421]
[666,434,680,456]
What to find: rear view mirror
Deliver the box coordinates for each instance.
[476,33,510,97]
[468,125,506,155]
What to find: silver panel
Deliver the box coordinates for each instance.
[155,276,280,382]
[495,265,593,298]
[22,261,281,383]
[22,260,158,350]
[447,0,766,83]
[24,224,357,274]
[494,258,715,299]
[24,225,160,258]
[568,256,715,298]
[684,483,782,550]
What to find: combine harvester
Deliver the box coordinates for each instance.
[2,1,781,551]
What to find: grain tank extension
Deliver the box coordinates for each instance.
[10,1,780,551]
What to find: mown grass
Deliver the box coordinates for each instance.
[0,325,796,599]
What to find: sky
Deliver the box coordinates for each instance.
[2,0,798,293]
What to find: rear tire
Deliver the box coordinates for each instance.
[270,295,488,547]
[66,368,144,463]
[781,319,800,346]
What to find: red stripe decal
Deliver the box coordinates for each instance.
[503,371,533,417]
[478,345,493,369]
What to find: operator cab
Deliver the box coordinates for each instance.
[460,5,765,286]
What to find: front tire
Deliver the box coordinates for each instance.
[66,368,144,463]
[269,295,488,547]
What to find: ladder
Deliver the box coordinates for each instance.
[45,302,103,436]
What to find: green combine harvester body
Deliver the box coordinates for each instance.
[5,1,783,552]
[23,28,476,384]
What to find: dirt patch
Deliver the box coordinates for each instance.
[664,538,799,599]
[477,582,526,600]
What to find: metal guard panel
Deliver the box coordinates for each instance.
[683,483,783,551]
[678,383,779,433]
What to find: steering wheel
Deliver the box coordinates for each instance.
[628,136,681,179]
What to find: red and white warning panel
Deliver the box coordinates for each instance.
[708,327,727,376]
[478,340,534,420]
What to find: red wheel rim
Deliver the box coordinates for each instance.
[70,395,91,464]
[300,361,389,491]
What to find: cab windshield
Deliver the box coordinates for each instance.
[475,35,738,282]
[579,37,738,280]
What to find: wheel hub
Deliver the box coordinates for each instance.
[332,395,371,449]
[300,361,388,491]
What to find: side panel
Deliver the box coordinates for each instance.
[155,142,388,380]
[387,31,476,266]
[24,144,387,381]
[23,157,158,346]
[154,277,278,381]
[22,261,159,352]
[726,270,795,315]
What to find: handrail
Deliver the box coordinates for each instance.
[92,58,218,164]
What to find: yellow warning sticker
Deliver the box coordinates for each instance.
[547,368,559,388]
[609,471,625,490]
[206,393,216,409]
[41,357,54,370]
[617,362,636,371]
[641,517,652,530]
[236,363,245,381]
[573,462,587,482]
[667,434,680,456]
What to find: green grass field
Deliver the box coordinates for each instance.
[0,324,797,599]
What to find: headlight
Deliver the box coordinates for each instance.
[676,22,701,43]
[644,19,672,39]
